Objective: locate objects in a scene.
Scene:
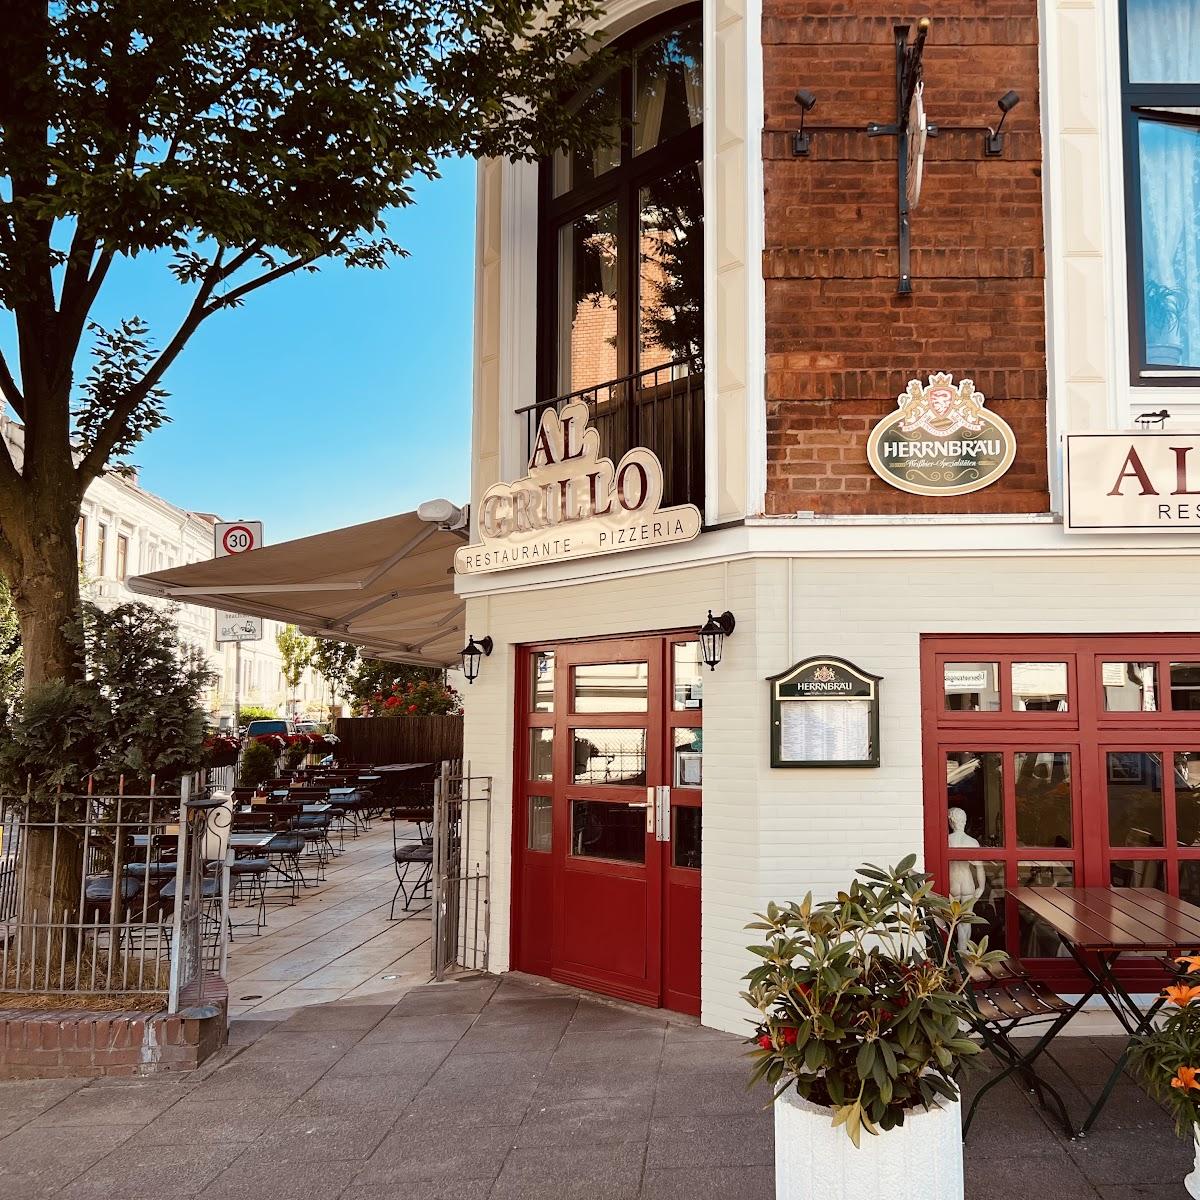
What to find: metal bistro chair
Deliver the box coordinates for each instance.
[160,792,233,944]
[929,920,1078,1140]
[390,814,434,918]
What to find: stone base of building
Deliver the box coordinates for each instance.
[0,976,228,1079]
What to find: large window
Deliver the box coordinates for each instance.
[1121,0,1200,383]
[538,8,703,399]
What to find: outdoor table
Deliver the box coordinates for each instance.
[1010,885,1200,1134]
[132,832,274,852]
[301,803,332,814]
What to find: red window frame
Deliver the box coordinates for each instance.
[922,635,1200,990]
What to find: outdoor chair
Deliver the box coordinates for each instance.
[391,819,433,918]
[928,921,1077,1140]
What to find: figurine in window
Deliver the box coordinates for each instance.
[947,806,986,951]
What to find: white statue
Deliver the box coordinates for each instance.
[947,806,986,951]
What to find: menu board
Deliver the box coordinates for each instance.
[769,656,882,768]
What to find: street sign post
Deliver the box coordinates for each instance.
[213,520,264,730]
[214,520,263,558]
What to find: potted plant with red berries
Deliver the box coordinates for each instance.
[744,856,1000,1200]
[1129,955,1200,1197]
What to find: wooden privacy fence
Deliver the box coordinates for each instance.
[334,716,464,765]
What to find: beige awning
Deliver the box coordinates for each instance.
[128,511,466,666]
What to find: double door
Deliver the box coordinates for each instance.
[514,634,703,1013]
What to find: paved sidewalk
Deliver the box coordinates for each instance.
[0,973,1190,1198]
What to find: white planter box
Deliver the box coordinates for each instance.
[1186,1128,1200,1200]
[774,1087,964,1200]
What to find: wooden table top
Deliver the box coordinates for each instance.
[1010,886,1200,952]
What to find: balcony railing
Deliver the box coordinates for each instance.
[518,359,705,513]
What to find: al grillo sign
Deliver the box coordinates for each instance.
[1064,432,1200,532]
[454,399,701,574]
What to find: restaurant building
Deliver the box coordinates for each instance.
[451,0,1200,1035]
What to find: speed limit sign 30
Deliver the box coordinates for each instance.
[215,521,263,558]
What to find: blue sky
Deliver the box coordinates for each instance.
[3,157,476,545]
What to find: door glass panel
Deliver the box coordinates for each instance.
[673,806,701,869]
[1180,859,1200,906]
[573,663,649,713]
[633,20,703,155]
[1110,859,1166,889]
[529,729,554,782]
[1171,663,1200,711]
[946,751,1003,847]
[1177,752,1200,846]
[1126,0,1200,82]
[673,641,704,710]
[943,662,1000,712]
[571,799,645,863]
[531,651,555,713]
[638,163,703,370]
[960,862,1007,952]
[552,75,621,196]
[1015,751,1073,848]
[556,203,620,394]
[1011,662,1068,712]
[1107,751,1164,847]
[1102,662,1159,711]
[673,728,702,787]
[527,796,552,852]
[1017,862,1074,957]
[572,728,647,786]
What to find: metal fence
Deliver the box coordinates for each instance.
[0,774,230,1010]
[431,761,491,980]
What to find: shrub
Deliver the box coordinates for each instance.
[238,739,278,789]
[744,857,999,1145]
[1129,955,1200,1136]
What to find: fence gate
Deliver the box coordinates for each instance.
[431,761,491,980]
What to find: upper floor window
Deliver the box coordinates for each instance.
[95,524,108,577]
[539,8,703,400]
[115,534,128,582]
[1121,0,1200,384]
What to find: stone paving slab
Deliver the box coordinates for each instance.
[0,970,1191,1197]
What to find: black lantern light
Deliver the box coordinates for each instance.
[460,634,493,684]
[697,611,736,672]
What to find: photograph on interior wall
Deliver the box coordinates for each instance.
[768,657,882,768]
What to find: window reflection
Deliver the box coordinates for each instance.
[1106,751,1164,847]
[527,796,553,852]
[1017,862,1073,958]
[946,751,1003,847]
[1015,751,1072,848]
[529,729,554,782]
[1171,663,1200,711]
[673,806,701,869]
[633,20,702,155]
[1177,752,1200,846]
[943,662,1000,712]
[532,651,555,713]
[1110,859,1166,889]
[552,76,620,196]
[639,165,703,369]
[571,800,645,863]
[673,641,704,710]
[1011,662,1068,712]
[557,204,620,393]
[572,728,647,786]
[1103,661,1159,711]
[673,728,702,787]
[574,662,649,713]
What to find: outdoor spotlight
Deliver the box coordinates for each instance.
[460,634,493,684]
[985,91,1021,156]
[697,610,736,672]
[417,497,468,531]
[792,90,817,157]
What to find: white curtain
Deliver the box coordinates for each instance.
[1129,0,1200,368]
[634,74,667,155]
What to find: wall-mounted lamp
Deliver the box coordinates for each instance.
[697,610,736,672]
[460,634,493,684]
[985,90,1021,156]
[792,90,817,157]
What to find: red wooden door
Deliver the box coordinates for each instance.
[513,634,703,1013]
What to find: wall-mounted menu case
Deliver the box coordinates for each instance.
[768,656,882,768]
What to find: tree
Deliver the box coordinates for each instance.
[0,1,610,692]
[347,657,443,714]
[0,580,20,705]
[275,624,313,718]
[310,639,359,715]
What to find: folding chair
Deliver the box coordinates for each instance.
[391,820,433,918]
[928,922,1080,1140]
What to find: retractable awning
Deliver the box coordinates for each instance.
[127,511,466,666]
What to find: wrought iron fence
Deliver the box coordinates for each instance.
[518,359,705,511]
[431,761,491,980]
[0,774,230,1010]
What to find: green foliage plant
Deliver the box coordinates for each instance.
[1129,956,1200,1136]
[744,857,1001,1146]
[238,740,279,790]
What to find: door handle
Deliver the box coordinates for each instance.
[642,788,654,836]
[655,786,671,843]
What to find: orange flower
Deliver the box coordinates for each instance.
[1164,984,1200,1007]
[1172,1066,1200,1092]
[1177,955,1200,973]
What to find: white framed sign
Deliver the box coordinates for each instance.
[214,521,263,558]
[1065,432,1200,532]
[216,611,263,643]
[454,400,701,575]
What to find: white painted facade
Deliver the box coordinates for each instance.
[457,0,1200,1033]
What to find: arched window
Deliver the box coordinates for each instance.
[532,7,704,508]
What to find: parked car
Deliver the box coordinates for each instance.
[245,719,295,739]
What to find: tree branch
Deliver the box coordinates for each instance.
[207,242,337,313]
[0,350,25,423]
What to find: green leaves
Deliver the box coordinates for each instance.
[744,859,979,1142]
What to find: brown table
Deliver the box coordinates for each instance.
[1011,885,1200,1134]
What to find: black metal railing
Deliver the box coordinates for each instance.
[518,358,705,512]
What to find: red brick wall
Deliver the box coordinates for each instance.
[762,4,1050,515]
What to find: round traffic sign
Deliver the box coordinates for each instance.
[221,525,257,555]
